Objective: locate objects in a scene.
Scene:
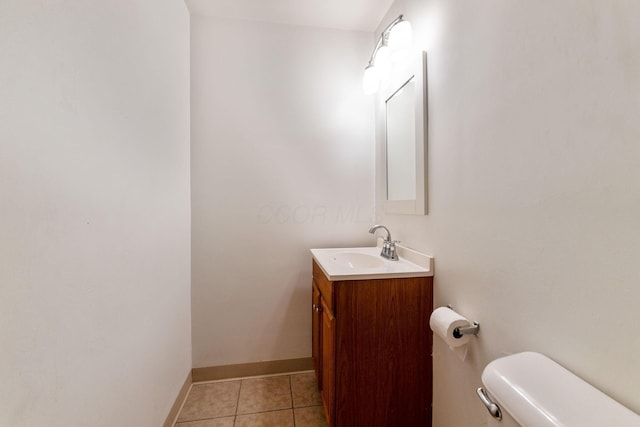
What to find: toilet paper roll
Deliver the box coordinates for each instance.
[429,307,472,348]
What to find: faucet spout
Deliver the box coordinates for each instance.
[368,224,392,242]
[368,224,398,261]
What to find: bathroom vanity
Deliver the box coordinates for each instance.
[310,246,434,427]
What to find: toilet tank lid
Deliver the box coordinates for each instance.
[481,352,639,427]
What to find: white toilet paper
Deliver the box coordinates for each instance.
[429,306,472,348]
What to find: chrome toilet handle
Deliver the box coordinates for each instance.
[477,387,502,420]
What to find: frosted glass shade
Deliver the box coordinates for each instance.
[362,65,380,95]
[388,20,412,51]
[374,45,391,81]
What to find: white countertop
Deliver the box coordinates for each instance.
[310,243,433,281]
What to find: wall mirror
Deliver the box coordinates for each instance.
[383,51,427,215]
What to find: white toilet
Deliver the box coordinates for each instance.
[480,352,640,427]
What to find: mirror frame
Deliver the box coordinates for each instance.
[381,51,428,215]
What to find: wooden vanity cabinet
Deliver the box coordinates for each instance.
[311,259,433,427]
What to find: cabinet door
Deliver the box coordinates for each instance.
[334,277,433,426]
[320,298,336,427]
[312,281,322,388]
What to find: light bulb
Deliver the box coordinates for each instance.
[362,65,380,95]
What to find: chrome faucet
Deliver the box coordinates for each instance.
[368,224,399,261]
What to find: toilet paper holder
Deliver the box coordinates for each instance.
[453,321,480,338]
[446,305,480,338]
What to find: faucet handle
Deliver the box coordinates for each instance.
[389,241,400,260]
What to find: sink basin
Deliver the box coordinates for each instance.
[310,245,433,281]
[331,252,385,269]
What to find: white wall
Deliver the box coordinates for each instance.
[0,1,191,425]
[190,15,375,368]
[374,1,640,424]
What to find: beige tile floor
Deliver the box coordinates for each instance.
[174,371,328,427]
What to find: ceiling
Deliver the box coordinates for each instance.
[184,0,393,32]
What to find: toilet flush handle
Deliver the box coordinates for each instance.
[476,387,502,420]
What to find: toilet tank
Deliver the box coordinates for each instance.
[481,352,640,427]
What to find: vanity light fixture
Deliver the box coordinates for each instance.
[362,15,412,95]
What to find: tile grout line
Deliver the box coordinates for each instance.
[176,415,232,424]
[233,378,243,426]
[289,375,296,427]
